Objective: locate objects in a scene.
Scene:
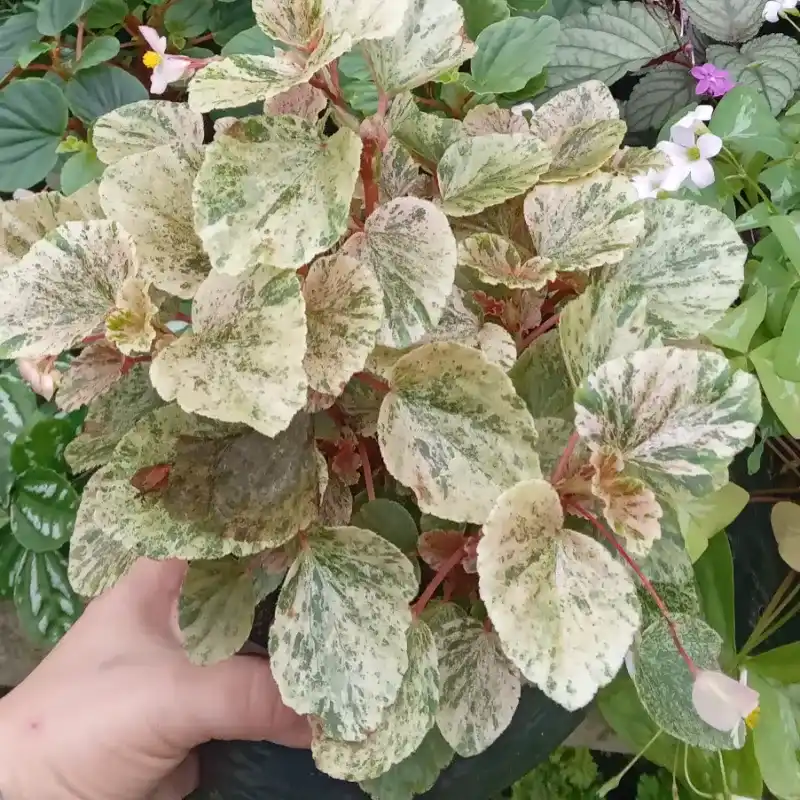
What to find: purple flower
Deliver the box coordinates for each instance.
[690,63,735,98]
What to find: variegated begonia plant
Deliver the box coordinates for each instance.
[0,0,764,795]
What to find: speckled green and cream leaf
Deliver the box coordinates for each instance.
[523,173,643,274]
[378,343,541,524]
[343,198,457,349]
[559,282,660,387]
[320,471,354,525]
[104,277,158,357]
[530,81,619,139]
[252,0,325,46]
[312,620,438,780]
[362,0,475,94]
[477,478,640,710]
[638,539,700,628]
[378,138,427,203]
[178,558,257,665]
[194,116,361,274]
[457,233,552,289]
[76,406,321,559]
[438,134,552,217]
[265,83,328,120]
[326,0,412,40]
[463,104,531,136]
[609,147,669,177]
[574,347,761,497]
[150,263,307,437]
[388,93,465,165]
[0,221,137,359]
[56,341,124,412]
[100,143,209,299]
[0,184,102,271]
[269,525,418,741]
[631,614,738,749]
[64,364,163,472]
[541,120,626,182]
[476,323,516,371]
[92,100,204,165]
[429,613,520,756]
[303,253,383,396]
[605,199,747,339]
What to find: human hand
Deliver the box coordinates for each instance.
[0,558,309,800]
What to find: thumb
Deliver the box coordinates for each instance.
[177,655,311,748]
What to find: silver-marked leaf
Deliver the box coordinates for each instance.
[312,620,438,780]
[378,138,428,203]
[10,467,78,553]
[430,614,520,756]
[64,364,163,472]
[338,376,381,436]
[303,253,383,396]
[343,198,457,349]
[78,406,321,559]
[252,0,324,46]
[0,375,38,505]
[150,263,306,437]
[178,558,257,664]
[559,282,660,387]
[378,343,541,524]
[458,233,552,289]
[707,36,800,115]
[388,93,465,165]
[638,539,700,628]
[265,82,328,120]
[0,220,136,358]
[605,199,747,340]
[478,478,640,710]
[609,147,669,178]
[546,3,674,91]
[0,184,102,271]
[463,104,531,136]
[574,347,761,497]
[269,525,418,741]
[625,65,696,133]
[631,614,737,749]
[92,100,204,165]
[362,0,476,94]
[684,0,762,43]
[56,341,124,412]
[359,726,454,800]
[476,323,516,371]
[194,115,361,274]
[524,173,643,274]
[438,134,552,217]
[530,80,619,140]
[100,143,209,299]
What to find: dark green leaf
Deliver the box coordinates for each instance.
[75,35,120,71]
[0,375,39,506]
[351,499,419,553]
[60,147,105,194]
[467,15,560,95]
[705,286,767,354]
[165,0,213,38]
[0,525,26,599]
[10,417,75,475]
[497,69,548,105]
[748,643,800,683]
[65,64,148,124]
[37,0,96,36]
[10,467,78,552]
[339,49,379,114]
[85,0,129,28]
[0,77,69,191]
[710,87,790,160]
[210,0,255,45]
[220,25,275,55]
[458,0,510,40]
[0,13,41,82]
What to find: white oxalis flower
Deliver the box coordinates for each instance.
[691,668,759,733]
[140,25,191,95]
[656,126,722,191]
[631,169,664,200]
[672,104,714,134]
[763,0,797,22]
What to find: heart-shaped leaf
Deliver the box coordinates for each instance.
[684,0,763,43]
[351,498,419,553]
[36,0,95,35]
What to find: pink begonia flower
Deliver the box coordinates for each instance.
[139,26,191,95]
[690,63,735,98]
[17,358,59,401]
[656,125,722,191]
[692,669,759,732]
[764,0,797,22]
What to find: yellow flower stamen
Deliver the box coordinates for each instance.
[745,706,760,729]
[687,145,702,161]
[143,50,162,69]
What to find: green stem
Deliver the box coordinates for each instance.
[596,729,663,797]
[736,572,796,663]
[755,597,800,646]
[781,11,800,36]
[718,751,731,799]
[683,744,715,799]
[721,147,778,214]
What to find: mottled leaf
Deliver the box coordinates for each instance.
[438,134,552,217]
[303,253,383,396]
[104,277,158,356]
[476,323,516,371]
[265,82,328,120]
[56,341,124,412]
[379,343,541,524]
[252,0,325,46]
[378,138,427,203]
[574,347,761,497]
[638,538,700,628]
[608,146,669,178]
[312,620,438,780]
[194,115,361,274]
[478,478,640,710]
[10,468,78,553]
[458,233,552,289]
[463,104,531,136]
[269,525,418,741]
[319,471,354,525]
[388,93,465,165]
[0,375,38,505]
[150,263,306,437]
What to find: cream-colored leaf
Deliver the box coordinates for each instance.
[64,364,163,472]
[523,173,643,274]
[326,0,412,40]
[56,341,125,412]
[312,620,438,780]
[609,147,669,178]
[574,347,762,497]
[388,93,465,165]
[269,525,418,740]
[150,263,307,437]
[605,199,747,340]
[378,343,541,524]
[100,143,209,299]
[379,138,428,203]
[253,0,324,46]
[438,134,552,217]
[476,323,516,371]
[771,502,800,571]
[478,478,640,710]
[338,376,381,436]
[178,558,257,665]
[0,221,137,359]
[540,119,626,183]
[303,253,383,396]
[93,101,204,166]
[265,82,328,120]
[362,0,475,94]
[463,104,531,136]
[194,115,361,274]
[430,614,520,757]
[458,233,552,289]
[343,197,457,348]
[105,277,158,356]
